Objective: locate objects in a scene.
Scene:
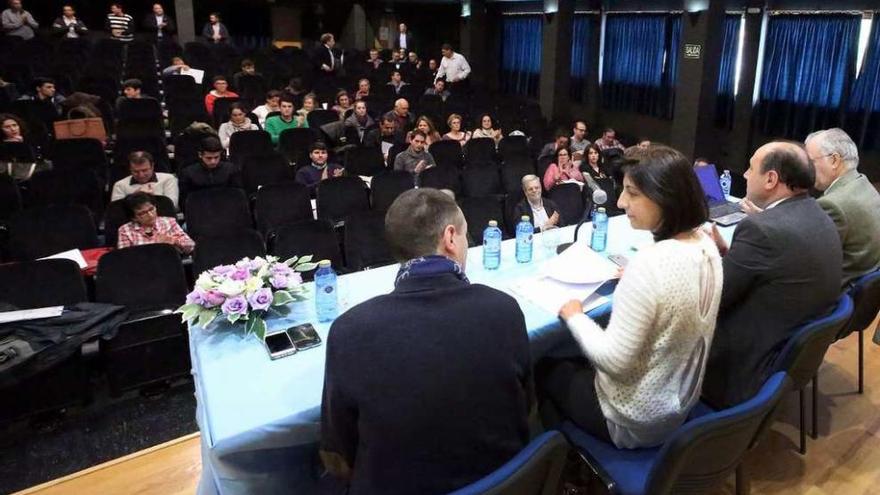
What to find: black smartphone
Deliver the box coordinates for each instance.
[264,331,297,360]
[287,323,322,351]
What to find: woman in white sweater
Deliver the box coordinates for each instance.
[218,103,258,150]
[540,145,723,449]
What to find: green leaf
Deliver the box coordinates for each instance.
[296,255,314,265]
[180,304,202,323]
[246,317,267,340]
[272,290,294,306]
[269,305,292,316]
[227,312,242,324]
[294,262,318,272]
[197,309,218,329]
[284,256,299,267]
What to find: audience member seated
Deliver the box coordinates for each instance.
[19,77,65,114]
[364,115,404,152]
[569,120,590,159]
[296,93,316,125]
[218,103,258,150]
[295,141,343,190]
[805,128,880,286]
[232,59,260,91]
[265,96,305,145]
[106,3,133,42]
[117,192,194,254]
[51,4,88,39]
[471,113,502,145]
[116,78,155,111]
[442,113,470,146]
[582,143,608,181]
[202,12,229,44]
[343,100,374,142]
[330,90,352,118]
[594,127,625,152]
[111,150,179,208]
[384,98,414,133]
[204,76,239,117]
[541,145,722,448]
[252,89,281,129]
[386,70,408,96]
[1,113,25,143]
[515,174,562,232]
[543,148,584,191]
[283,77,307,107]
[407,51,423,70]
[406,116,441,146]
[321,188,531,494]
[703,141,842,408]
[162,56,190,76]
[178,136,242,208]
[354,78,370,100]
[424,79,450,101]
[2,0,38,40]
[539,128,570,162]
[427,58,439,81]
[366,49,383,70]
[394,129,435,177]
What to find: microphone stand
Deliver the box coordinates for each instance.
[556,188,607,254]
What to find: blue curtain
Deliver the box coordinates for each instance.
[756,14,860,138]
[846,15,880,150]
[570,15,594,102]
[715,15,741,129]
[601,14,679,119]
[501,16,543,97]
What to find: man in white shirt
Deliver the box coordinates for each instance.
[111,151,180,209]
[435,43,471,93]
[51,5,87,39]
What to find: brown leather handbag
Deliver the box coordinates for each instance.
[53,110,107,143]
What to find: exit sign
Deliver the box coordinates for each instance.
[684,44,702,59]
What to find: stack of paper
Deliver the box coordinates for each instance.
[38,249,87,269]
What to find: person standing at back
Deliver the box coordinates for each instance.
[2,0,38,40]
[321,188,532,494]
[106,3,133,42]
[703,141,842,408]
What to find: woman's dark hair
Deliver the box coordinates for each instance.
[621,145,708,242]
[229,102,247,115]
[0,113,27,138]
[554,146,571,163]
[586,143,603,164]
[124,192,155,220]
[477,113,495,129]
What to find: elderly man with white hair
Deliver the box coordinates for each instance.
[512,174,563,232]
[805,128,880,287]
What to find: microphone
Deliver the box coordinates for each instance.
[556,186,607,254]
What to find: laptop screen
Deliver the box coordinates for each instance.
[693,164,726,203]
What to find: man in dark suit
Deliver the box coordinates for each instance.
[393,23,415,53]
[513,174,563,232]
[143,3,175,44]
[703,141,843,408]
[321,188,532,495]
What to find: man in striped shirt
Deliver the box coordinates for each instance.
[106,3,133,42]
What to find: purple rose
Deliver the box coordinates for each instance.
[270,274,289,289]
[288,272,303,285]
[248,258,266,271]
[270,263,293,276]
[212,264,235,276]
[221,295,248,316]
[248,288,273,311]
[230,267,250,281]
[203,290,225,308]
[186,289,206,305]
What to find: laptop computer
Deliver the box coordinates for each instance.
[693,164,747,226]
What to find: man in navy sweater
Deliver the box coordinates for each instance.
[320,188,533,494]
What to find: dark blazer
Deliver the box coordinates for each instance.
[143,14,176,40]
[513,198,564,232]
[393,31,416,52]
[313,44,341,75]
[703,194,843,407]
[201,22,229,44]
[321,272,532,495]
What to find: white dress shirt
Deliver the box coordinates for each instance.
[399,32,407,49]
[436,52,471,83]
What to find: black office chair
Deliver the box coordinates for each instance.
[228,130,274,166]
[498,135,530,161]
[271,219,343,279]
[344,210,394,271]
[343,146,386,176]
[429,140,464,169]
[185,187,253,239]
[459,196,506,247]
[254,182,314,237]
[501,157,536,195]
[835,270,880,394]
[48,138,108,177]
[465,137,498,164]
[462,162,502,198]
[95,243,191,396]
[192,229,267,277]
[24,168,104,216]
[370,170,414,212]
[278,128,316,166]
[419,166,462,197]
[0,259,86,309]
[0,173,22,223]
[117,97,164,138]
[547,183,584,227]
[316,176,370,226]
[103,195,176,248]
[307,109,340,129]
[241,152,295,196]
[7,204,98,260]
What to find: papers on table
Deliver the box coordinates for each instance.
[510,244,619,315]
[180,67,205,84]
[39,249,87,269]
[0,306,64,324]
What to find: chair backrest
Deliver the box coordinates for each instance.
[0,141,37,163]
[104,195,176,248]
[316,176,370,225]
[459,196,505,246]
[501,158,536,195]
[0,259,86,308]
[254,182,314,236]
[95,243,187,312]
[278,128,316,166]
[641,372,791,494]
[7,205,98,260]
[185,187,253,239]
[0,173,22,222]
[241,152,295,195]
[547,183,584,227]
[344,146,386,176]
[271,219,343,276]
[462,162,502,198]
[465,137,498,163]
[772,294,854,389]
[344,210,394,271]
[448,430,569,495]
[839,269,880,339]
[499,135,530,160]
[228,130,274,164]
[429,140,464,169]
[48,138,107,173]
[307,109,340,129]
[370,170,414,212]
[420,165,462,197]
[192,229,267,276]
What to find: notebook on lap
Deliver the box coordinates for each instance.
[693,164,747,226]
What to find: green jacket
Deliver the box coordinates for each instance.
[265,115,308,145]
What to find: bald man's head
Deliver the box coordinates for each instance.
[394,98,409,116]
[745,140,814,207]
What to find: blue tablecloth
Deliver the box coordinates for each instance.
[192,216,734,494]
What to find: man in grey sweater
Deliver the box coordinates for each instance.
[2,0,38,40]
[393,130,435,176]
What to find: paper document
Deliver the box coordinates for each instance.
[542,244,619,284]
[510,277,608,315]
[39,249,87,269]
[381,141,393,157]
[180,68,205,84]
[0,306,64,324]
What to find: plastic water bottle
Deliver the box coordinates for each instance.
[719,169,732,197]
[314,260,338,322]
[591,207,608,252]
[515,216,533,263]
[482,220,502,270]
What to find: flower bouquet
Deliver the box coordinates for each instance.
[176,255,317,340]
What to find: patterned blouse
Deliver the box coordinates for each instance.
[117,216,195,254]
